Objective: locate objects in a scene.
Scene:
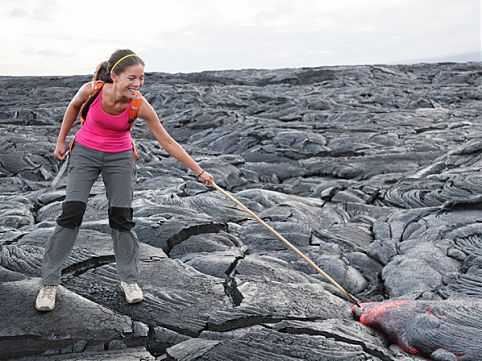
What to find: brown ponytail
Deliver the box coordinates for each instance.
[94,61,112,83]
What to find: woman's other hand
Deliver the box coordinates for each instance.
[197,170,215,187]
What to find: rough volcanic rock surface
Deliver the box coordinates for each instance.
[0,62,481,360]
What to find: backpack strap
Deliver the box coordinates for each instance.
[79,80,105,124]
[128,91,142,131]
[128,91,142,160]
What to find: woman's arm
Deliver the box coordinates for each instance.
[54,82,92,160]
[138,97,214,186]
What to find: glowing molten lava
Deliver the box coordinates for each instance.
[352,300,481,360]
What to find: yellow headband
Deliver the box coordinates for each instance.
[110,53,138,73]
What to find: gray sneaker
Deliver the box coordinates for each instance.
[35,285,58,311]
[120,281,144,304]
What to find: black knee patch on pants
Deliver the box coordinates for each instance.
[109,207,135,231]
[57,201,86,229]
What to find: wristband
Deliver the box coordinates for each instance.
[196,170,205,179]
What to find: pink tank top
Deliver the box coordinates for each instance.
[75,88,133,152]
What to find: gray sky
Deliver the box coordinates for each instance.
[1,0,480,76]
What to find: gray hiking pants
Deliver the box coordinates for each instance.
[41,142,139,285]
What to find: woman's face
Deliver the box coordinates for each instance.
[112,63,145,99]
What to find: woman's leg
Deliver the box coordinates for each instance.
[41,144,102,285]
[101,149,140,284]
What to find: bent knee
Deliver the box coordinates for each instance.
[109,207,135,231]
[57,201,86,229]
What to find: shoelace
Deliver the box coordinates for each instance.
[124,283,140,293]
[40,286,57,301]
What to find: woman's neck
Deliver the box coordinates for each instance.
[104,83,129,105]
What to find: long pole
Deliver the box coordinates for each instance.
[213,183,361,307]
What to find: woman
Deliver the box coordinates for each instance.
[36,49,214,311]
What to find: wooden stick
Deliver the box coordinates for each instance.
[213,183,361,307]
